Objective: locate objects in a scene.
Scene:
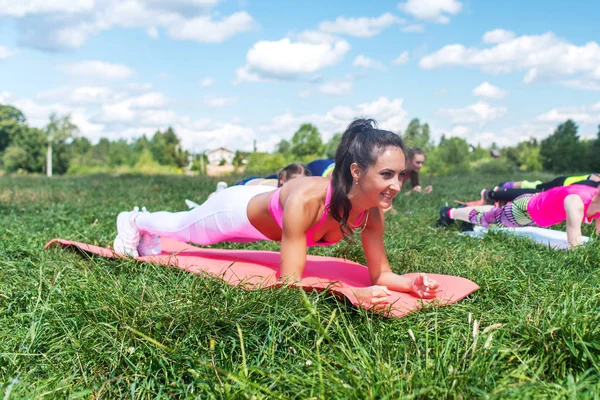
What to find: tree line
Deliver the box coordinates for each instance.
[1,102,599,177]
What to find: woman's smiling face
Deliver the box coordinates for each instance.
[355,146,406,209]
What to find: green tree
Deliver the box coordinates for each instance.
[0,104,28,154]
[426,135,471,176]
[588,126,600,171]
[505,138,542,172]
[402,118,431,150]
[2,145,27,172]
[324,133,342,159]
[275,139,291,154]
[9,127,46,173]
[45,114,78,177]
[132,135,150,165]
[291,123,323,158]
[540,120,584,173]
[245,152,286,175]
[108,139,131,167]
[91,138,111,166]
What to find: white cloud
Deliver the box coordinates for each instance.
[142,0,222,14]
[482,29,515,44]
[147,26,159,39]
[295,30,340,44]
[393,51,409,65]
[204,96,238,107]
[319,80,353,96]
[472,82,507,99]
[401,24,424,33]
[318,13,404,37]
[420,32,600,86]
[200,77,215,87]
[166,11,256,43]
[96,92,169,123]
[398,0,462,23]
[9,1,256,51]
[0,45,18,60]
[236,38,350,82]
[449,125,470,137]
[259,96,409,142]
[59,60,135,80]
[0,0,95,17]
[537,104,600,125]
[0,91,13,103]
[298,89,311,98]
[353,55,386,70]
[561,79,600,91]
[36,86,118,105]
[439,101,507,124]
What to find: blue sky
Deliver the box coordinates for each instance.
[1,0,599,152]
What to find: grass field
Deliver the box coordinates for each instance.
[1,173,600,399]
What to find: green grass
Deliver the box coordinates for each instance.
[1,173,600,399]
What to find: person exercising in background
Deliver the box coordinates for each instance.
[403,148,433,195]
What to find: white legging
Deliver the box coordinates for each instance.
[135,185,274,245]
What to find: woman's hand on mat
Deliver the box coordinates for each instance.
[424,185,433,194]
[412,274,439,299]
[354,285,392,307]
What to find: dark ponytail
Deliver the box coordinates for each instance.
[329,118,405,238]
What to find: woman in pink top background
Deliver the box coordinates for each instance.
[113,119,439,304]
[438,184,600,248]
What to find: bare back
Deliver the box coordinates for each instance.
[247,176,360,244]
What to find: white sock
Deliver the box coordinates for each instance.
[448,208,455,219]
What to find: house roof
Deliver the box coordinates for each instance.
[206,147,235,155]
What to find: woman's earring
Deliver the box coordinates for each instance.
[355,180,358,185]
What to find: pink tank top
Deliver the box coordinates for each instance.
[527,185,600,227]
[268,183,365,247]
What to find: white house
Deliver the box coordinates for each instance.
[206,147,235,166]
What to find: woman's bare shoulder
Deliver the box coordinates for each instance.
[280,176,330,205]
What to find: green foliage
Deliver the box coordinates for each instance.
[505,139,543,172]
[0,104,27,153]
[425,136,471,176]
[469,144,489,162]
[588,127,600,172]
[133,148,178,174]
[108,139,130,167]
[1,145,27,172]
[291,123,323,158]
[150,127,188,168]
[7,127,46,173]
[324,132,342,159]
[474,158,516,175]
[402,118,431,150]
[540,120,585,173]
[245,152,286,175]
[275,139,291,154]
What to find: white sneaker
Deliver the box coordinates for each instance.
[113,207,141,257]
[137,207,162,256]
[216,181,228,192]
[185,199,201,209]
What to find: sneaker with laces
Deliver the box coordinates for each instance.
[113,207,141,257]
[435,205,455,227]
[137,206,162,256]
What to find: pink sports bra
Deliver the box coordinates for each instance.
[527,184,600,227]
[268,183,366,247]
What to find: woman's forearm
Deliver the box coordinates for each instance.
[372,271,413,293]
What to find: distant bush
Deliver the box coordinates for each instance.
[473,158,516,175]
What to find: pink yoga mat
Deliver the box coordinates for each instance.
[45,237,479,318]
